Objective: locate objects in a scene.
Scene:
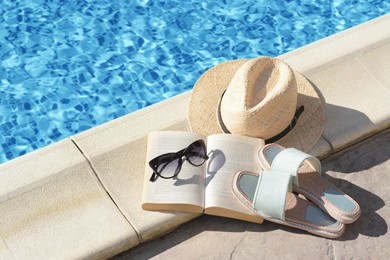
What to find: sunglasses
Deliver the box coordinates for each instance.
[149,140,209,182]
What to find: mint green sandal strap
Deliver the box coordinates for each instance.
[271,148,321,187]
[253,170,292,220]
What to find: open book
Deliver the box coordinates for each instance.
[142,131,265,224]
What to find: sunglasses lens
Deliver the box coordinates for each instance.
[157,157,181,178]
[187,142,207,166]
[149,140,209,182]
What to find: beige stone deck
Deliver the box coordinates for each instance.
[1,13,390,259]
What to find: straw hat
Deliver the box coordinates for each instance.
[188,56,325,152]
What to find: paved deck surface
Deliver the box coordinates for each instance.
[114,129,390,259]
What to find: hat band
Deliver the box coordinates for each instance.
[217,90,304,143]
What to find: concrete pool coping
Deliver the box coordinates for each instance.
[1,13,390,259]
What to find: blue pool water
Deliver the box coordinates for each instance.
[0,0,389,163]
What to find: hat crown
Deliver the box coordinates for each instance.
[220,57,298,139]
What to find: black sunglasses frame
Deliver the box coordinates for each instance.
[149,139,209,182]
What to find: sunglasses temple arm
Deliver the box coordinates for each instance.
[149,172,158,182]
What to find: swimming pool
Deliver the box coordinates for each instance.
[0,0,389,163]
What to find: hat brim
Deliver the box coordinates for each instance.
[187,58,326,152]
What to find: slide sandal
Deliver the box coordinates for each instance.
[258,143,361,224]
[232,170,345,238]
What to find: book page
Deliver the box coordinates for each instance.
[204,134,264,215]
[142,131,207,212]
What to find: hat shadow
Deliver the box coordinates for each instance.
[306,77,388,172]
[308,79,388,239]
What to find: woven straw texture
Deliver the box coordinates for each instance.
[220,58,297,138]
[188,57,325,152]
